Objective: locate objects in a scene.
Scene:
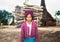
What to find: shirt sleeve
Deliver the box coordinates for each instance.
[20,23,25,42]
[35,24,40,42]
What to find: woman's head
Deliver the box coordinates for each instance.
[24,10,34,21]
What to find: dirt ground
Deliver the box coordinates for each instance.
[0,26,60,42]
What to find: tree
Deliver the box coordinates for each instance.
[55,10,60,19]
[0,10,3,25]
[56,11,60,16]
[55,10,60,26]
[0,10,3,20]
[1,10,9,25]
[0,10,14,25]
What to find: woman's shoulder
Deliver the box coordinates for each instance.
[32,21,37,25]
[21,21,26,26]
[32,21,37,27]
[20,21,26,29]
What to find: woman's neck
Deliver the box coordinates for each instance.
[26,21,32,24]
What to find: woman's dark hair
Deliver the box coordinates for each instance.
[24,10,34,20]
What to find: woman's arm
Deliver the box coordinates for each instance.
[20,23,25,42]
[35,24,40,42]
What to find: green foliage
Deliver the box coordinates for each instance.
[0,10,3,21]
[56,10,60,16]
[0,10,13,25]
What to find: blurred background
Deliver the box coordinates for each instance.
[0,0,60,27]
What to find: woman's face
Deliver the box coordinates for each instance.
[26,14,32,21]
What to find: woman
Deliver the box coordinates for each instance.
[20,10,40,42]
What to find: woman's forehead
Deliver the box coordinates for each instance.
[27,14,32,17]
